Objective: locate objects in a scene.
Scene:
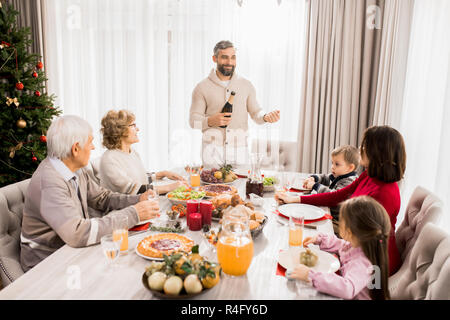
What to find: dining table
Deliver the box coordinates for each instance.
[0,170,340,300]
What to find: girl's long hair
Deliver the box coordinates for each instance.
[340,196,391,300]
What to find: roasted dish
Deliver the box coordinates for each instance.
[300,248,319,267]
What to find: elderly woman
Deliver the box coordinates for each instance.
[99,109,185,195]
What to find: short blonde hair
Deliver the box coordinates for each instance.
[101,110,135,150]
[331,145,360,169]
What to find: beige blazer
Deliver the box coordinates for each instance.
[20,158,140,271]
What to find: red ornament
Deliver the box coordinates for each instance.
[36,61,44,69]
[16,82,24,90]
[32,156,38,162]
[40,135,47,143]
[34,90,41,97]
[32,71,38,78]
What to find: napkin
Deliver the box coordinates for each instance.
[276,257,287,277]
[129,222,150,232]
[273,210,333,225]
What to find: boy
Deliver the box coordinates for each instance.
[303,145,360,228]
[303,145,360,194]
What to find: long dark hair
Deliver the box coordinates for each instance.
[360,125,406,183]
[340,196,391,300]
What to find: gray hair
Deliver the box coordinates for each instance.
[213,40,235,57]
[47,115,93,159]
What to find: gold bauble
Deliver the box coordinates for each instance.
[16,118,27,128]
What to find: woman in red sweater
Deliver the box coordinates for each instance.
[275,126,406,275]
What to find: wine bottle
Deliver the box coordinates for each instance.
[220,91,235,128]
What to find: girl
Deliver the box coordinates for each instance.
[288,196,391,300]
[275,125,406,275]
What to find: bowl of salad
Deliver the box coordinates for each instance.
[262,176,278,192]
[166,186,206,205]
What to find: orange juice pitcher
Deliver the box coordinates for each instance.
[217,208,254,276]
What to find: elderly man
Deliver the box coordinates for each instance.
[20,115,159,271]
[189,40,280,169]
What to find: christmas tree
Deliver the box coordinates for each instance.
[0,3,61,187]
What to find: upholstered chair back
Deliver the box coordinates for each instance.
[0,179,29,288]
[389,223,450,299]
[251,139,298,172]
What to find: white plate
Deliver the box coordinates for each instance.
[135,246,164,261]
[152,178,176,187]
[278,247,340,273]
[278,203,325,221]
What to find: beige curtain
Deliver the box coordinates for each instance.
[371,0,414,126]
[297,0,383,173]
[5,0,45,59]
[296,0,413,173]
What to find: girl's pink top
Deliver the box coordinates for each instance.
[308,233,373,300]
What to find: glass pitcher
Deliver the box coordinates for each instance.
[216,208,254,276]
[246,153,264,197]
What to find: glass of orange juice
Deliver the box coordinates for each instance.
[289,212,304,247]
[190,173,201,188]
[217,211,254,276]
[112,214,129,254]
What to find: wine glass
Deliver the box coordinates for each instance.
[101,234,122,271]
[146,183,161,222]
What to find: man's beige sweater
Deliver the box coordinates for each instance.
[189,68,266,148]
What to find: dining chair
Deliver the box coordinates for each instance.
[389,223,450,299]
[250,139,298,172]
[395,186,444,262]
[0,179,29,288]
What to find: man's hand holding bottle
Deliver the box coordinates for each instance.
[208,112,233,127]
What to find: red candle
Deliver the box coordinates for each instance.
[186,200,199,226]
[199,200,212,226]
[188,213,202,231]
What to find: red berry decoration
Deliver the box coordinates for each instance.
[32,71,38,78]
[40,135,47,143]
[36,61,43,69]
[32,156,38,162]
[16,82,24,90]
[34,90,41,97]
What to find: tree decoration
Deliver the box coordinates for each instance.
[5,96,19,107]
[15,81,24,90]
[16,118,26,128]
